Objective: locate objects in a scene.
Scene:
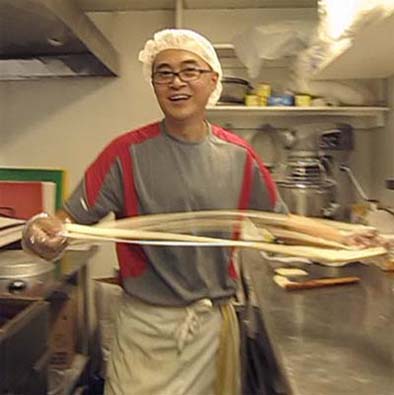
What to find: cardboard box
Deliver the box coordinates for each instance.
[49,287,78,369]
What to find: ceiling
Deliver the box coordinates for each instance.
[76,0,317,12]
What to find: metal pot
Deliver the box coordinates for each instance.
[0,251,55,295]
[277,180,338,218]
[219,76,251,103]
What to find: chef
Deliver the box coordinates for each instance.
[22,28,284,395]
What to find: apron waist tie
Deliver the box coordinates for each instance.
[174,298,213,353]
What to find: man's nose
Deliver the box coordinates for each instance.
[170,73,186,86]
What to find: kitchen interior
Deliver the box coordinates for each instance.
[1,0,394,394]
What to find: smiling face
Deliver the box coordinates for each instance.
[152,49,218,124]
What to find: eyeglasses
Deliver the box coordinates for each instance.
[152,67,213,84]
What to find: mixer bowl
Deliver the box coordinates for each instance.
[277,180,337,218]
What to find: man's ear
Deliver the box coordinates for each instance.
[211,72,219,85]
[208,72,219,92]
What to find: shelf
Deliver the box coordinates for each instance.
[206,105,389,129]
[312,12,394,80]
[207,105,388,116]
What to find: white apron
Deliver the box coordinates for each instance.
[104,293,240,395]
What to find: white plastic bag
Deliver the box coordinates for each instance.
[233,21,316,78]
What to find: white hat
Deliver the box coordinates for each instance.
[138,29,222,107]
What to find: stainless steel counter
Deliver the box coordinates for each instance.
[244,249,394,395]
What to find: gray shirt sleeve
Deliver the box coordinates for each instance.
[63,158,124,224]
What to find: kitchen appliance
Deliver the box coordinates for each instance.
[277,156,337,217]
[0,250,55,295]
[0,0,119,79]
[340,165,394,233]
[275,123,351,218]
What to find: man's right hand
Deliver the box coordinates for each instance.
[22,212,69,261]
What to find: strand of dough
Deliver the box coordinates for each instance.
[95,209,374,243]
[65,223,386,264]
[123,217,349,250]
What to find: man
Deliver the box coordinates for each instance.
[23,29,283,395]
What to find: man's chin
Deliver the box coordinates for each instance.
[165,110,193,122]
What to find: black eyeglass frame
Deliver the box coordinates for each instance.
[152,68,214,84]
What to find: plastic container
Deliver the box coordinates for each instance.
[295,94,312,107]
[245,94,260,106]
[267,94,294,106]
[256,83,271,98]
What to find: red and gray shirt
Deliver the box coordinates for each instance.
[64,121,282,306]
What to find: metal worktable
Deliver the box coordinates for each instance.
[242,249,394,395]
[0,247,97,395]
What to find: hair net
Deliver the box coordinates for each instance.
[138,29,223,107]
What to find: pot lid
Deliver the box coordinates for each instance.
[222,76,251,86]
[0,250,54,278]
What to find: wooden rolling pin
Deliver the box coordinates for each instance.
[273,275,361,290]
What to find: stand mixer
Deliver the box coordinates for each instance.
[274,122,350,218]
